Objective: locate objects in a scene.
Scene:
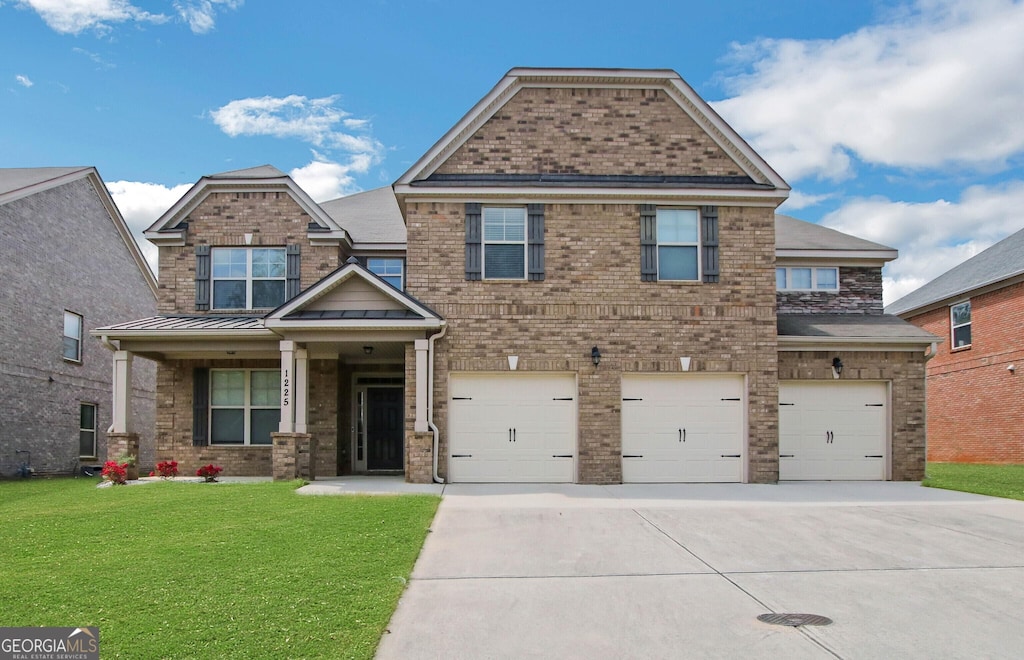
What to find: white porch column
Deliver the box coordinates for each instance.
[294,347,309,434]
[111,350,134,434]
[414,339,429,433]
[279,340,296,433]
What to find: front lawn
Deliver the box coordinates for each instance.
[923,462,1024,501]
[0,478,439,659]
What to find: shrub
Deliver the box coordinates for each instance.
[101,461,128,485]
[155,460,179,479]
[196,464,223,483]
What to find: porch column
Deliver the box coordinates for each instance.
[294,347,309,434]
[279,340,296,433]
[111,350,133,434]
[414,339,429,432]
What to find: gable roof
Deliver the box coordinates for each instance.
[394,67,789,202]
[886,225,1024,316]
[776,214,898,262]
[143,165,352,248]
[0,166,157,297]
[319,186,406,248]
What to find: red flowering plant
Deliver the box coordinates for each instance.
[101,460,128,485]
[155,460,179,479]
[196,464,223,483]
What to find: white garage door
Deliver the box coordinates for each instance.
[448,373,576,483]
[621,374,745,483]
[779,381,887,480]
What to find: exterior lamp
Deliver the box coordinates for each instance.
[832,357,844,379]
[591,346,602,367]
[363,345,373,355]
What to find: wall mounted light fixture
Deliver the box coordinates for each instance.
[832,357,844,379]
[363,345,374,355]
[591,346,602,367]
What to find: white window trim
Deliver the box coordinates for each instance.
[63,310,83,363]
[776,267,840,291]
[367,257,404,290]
[656,207,701,282]
[211,247,286,310]
[482,206,527,280]
[950,300,972,350]
[79,402,97,458]
[209,369,280,446]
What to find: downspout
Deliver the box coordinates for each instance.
[427,324,448,483]
[100,335,119,433]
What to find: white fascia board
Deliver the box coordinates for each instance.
[776,249,898,262]
[394,185,789,207]
[0,167,93,205]
[777,336,936,351]
[86,170,159,298]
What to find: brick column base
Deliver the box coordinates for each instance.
[106,432,140,480]
[272,433,315,481]
[405,431,434,484]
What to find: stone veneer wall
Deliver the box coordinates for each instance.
[154,358,338,477]
[405,202,779,484]
[778,350,927,481]
[777,267,884,315]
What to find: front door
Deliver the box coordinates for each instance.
[366,387,403,470]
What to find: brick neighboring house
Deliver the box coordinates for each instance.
[887,227,1024,464]
[95,68,935,483]
[0,167,157,476]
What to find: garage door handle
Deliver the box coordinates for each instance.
[622,454,643,458]
[780,454,795,458]
[720,397,740,401]
[865,455,884,458]
[780,402,795,406]
[865,403,884,407]
[452,454,472,458]
[552,454,573,458]
[720,454,741,458]
[622,397,643,401]
[552,397,573,401]
[452,397,472,400]
[679,429,685,442]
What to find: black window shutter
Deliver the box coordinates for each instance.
[701,206,720,283]
[465,203,482,281]
[195,245,211,310]
[286,244,301,299]
[527,203,545,281]
[192,367,209,446]
[639,204,658,282]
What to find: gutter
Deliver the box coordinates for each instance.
[426,324,448,484]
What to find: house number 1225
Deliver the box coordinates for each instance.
[282,369,290,406]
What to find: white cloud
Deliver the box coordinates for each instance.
[290,151,374,202]
[72,47,115,69]
[106,180,192,272]
[777,190,832,211]
[820,180,1024,305]
[713,0,1024,182]
[173,0,243,34]
[15,0,168,35]
[14,74,33,87]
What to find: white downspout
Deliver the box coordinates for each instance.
[100,335,119,433]
[427,324,448,483]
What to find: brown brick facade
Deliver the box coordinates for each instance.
[906,281,1024,464]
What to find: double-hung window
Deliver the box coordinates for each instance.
[79,403,97,458]
[212,248,287,309]
[63,311,83,362]
[483,207,527,279]
[776,267,839,291]
[210,369,280,445]
[656,209,700,281]
[368,258,404,289]
[950,301,971,349]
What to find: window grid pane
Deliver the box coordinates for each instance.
[776,268,787,289]
[484,244,526,279]
[63,312,82,361]
[211,370,245,406]
[483,207,526,241]
[815,268,838,289]
[656,209,699,244]
[658,245,699,281]
[250,371,280,407]
[212,249,247,278]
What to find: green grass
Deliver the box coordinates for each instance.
[0,478,439,659]
[923,462,1024,501]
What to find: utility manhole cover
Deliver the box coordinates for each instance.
[758,613,833,627]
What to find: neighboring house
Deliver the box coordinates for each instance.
[95,68,934,484]
[887,227,1024,464]
[0,167,158,476]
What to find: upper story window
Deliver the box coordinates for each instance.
[212,248,286,309]
[368,258,404,290]
[950,301,971,349]
[656,209,700,281]
[776,267,839,291]
[210,369,280,445]
[483,207,527,279]
[63,311,83,362]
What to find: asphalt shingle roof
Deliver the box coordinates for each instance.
[778,314,937,341]
[319,186,406,245]
[775,214,895,252]
[0,167,91,199]
[886,226,1024,315]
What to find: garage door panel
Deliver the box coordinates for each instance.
[779,382,887,481]
[622,374,745,483]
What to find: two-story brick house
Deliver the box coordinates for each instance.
[1,167,157,476]
[95,68,934,483]
[887,226,1024,464]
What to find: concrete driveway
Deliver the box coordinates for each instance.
[375,482,1024,659]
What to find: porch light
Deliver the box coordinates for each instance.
[363,346,374,355]
[831,357,844,378]
[591,346,601,367]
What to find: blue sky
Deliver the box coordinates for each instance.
[3,0,1024,305]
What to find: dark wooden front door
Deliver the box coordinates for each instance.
[367,387,403,470]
